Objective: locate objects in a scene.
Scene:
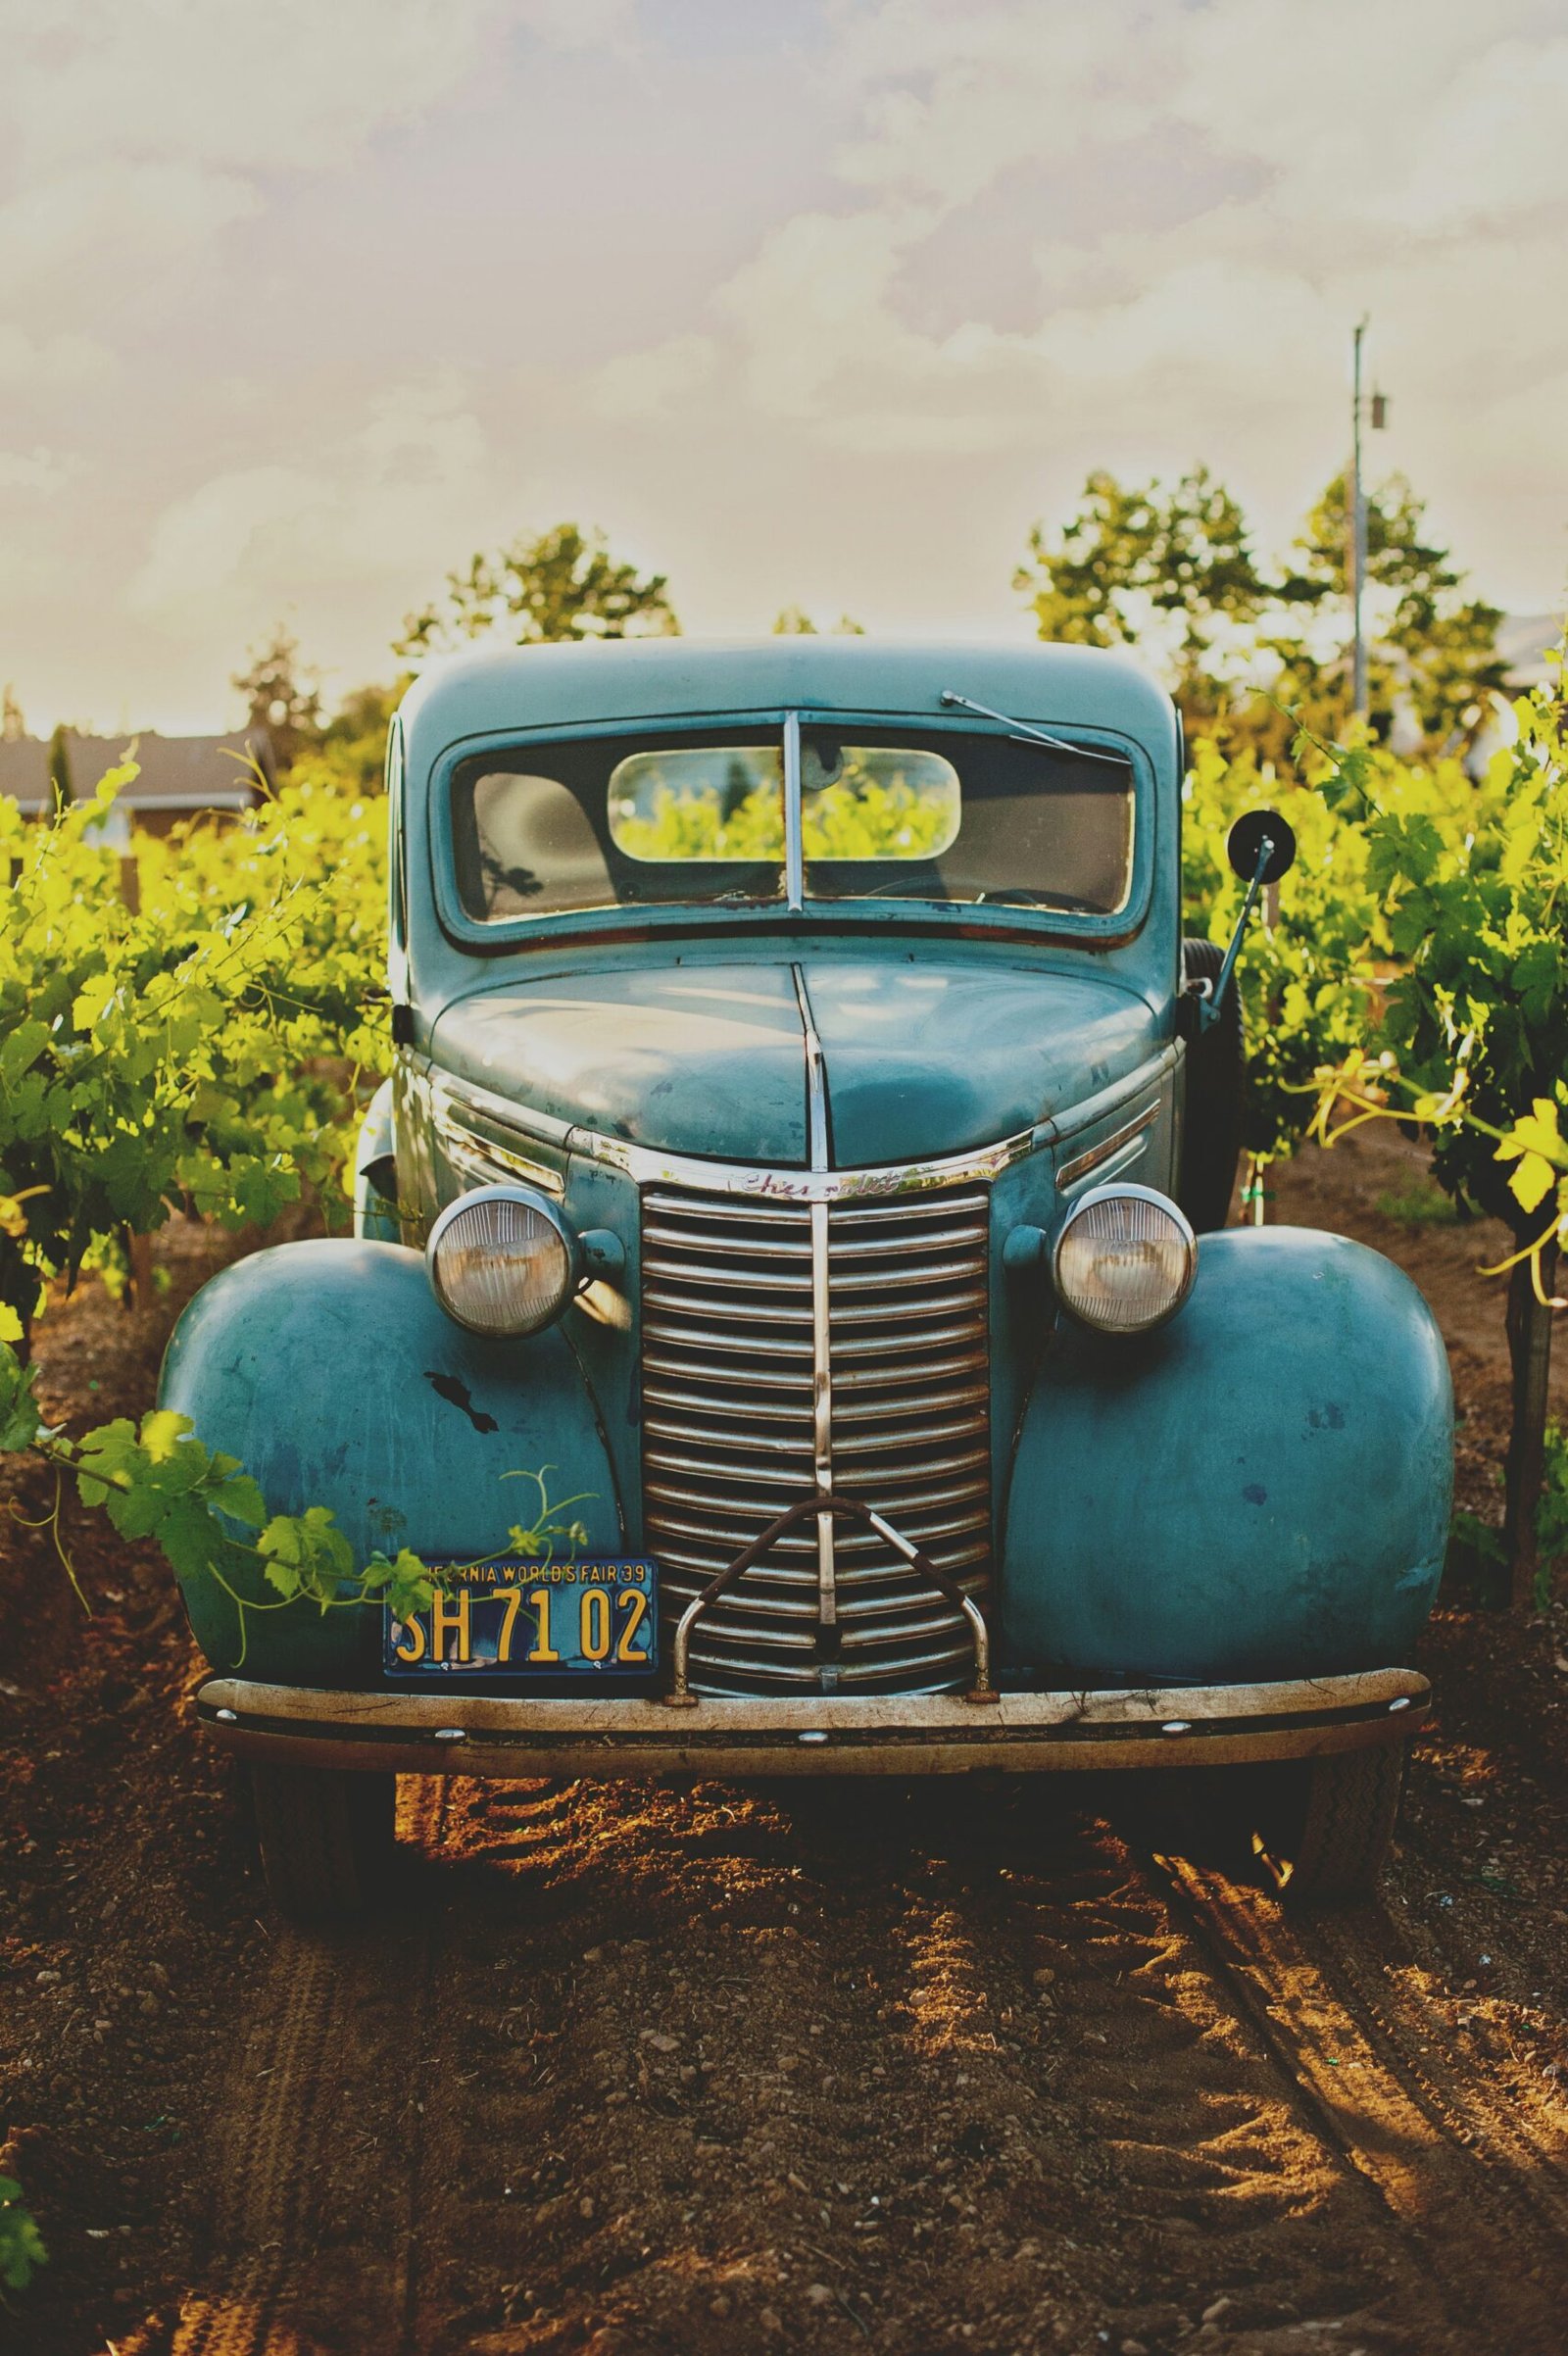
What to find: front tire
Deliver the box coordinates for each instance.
[1254,1744,1405,1905]
[251,1763,397,1924]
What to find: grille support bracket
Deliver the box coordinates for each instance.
[665,1490,997,1707]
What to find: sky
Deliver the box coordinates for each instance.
[2,0,1565,733]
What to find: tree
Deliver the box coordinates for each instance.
[300,680,406,797]
[46,723,72,809]
[232,625,323,772]
[395,523,678,661]
[1017,467,1504,753]
[772,607,867,636]
[1015,467,1273,728]
[1275,472,1506,742]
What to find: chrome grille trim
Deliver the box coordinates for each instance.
[640,1181,993,1694]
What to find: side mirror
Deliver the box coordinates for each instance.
[1225,809,1296,885]
[1187,810,1298,1040]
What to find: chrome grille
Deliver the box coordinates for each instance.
[639,1185,992,1693]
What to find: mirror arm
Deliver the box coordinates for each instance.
[1194,832,1275,1035]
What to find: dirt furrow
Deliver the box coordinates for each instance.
[1150,1850,1568,2353]
[371,1776,1467,2354]
[170,1794,446,2356]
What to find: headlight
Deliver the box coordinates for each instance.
[426,1184,579,1337]
[1053,1184,1196,1335]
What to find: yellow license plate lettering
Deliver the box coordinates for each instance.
[492,1587,524,1663]
[526,1588,561,1664]
[430,1586,471,1665]
[392,1612,426,1665]
[614,1585,651,1663]
[579,1586,611,1661]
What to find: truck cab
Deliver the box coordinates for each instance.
[162,640,1452,1917]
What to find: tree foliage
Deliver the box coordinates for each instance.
[1018,466,1505,753]
[396,522,678,661]
[231,623,323,771]
[772,607,866,636]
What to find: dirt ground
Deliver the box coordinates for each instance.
[5,1127,1568,2356]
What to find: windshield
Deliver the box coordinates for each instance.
[450,722,1135,923]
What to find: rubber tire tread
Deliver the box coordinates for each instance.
[1285,1743,1405,1905]
[251,1762,397,1924]
[1177,936,1246,1234]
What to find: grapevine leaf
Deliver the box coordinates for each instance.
[1506,1154,1557,1216]
[140,1407,194,1464]
[259,1505,355,1604]
[212,1469,267,1529]
[362,1547,434,1619]
[0,1342,43,1449]
[155,1492,233,1583]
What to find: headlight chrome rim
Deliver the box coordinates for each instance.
[1052,1182,1197,1337]
[426,1183,580,1338]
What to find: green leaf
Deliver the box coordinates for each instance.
[0,2173,47,2290]
[0,1016,49,1085]
[0,1342,43,1449]
[258,1505,355,1604]
[213,1469,267,1529]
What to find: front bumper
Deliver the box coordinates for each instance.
[195,1666,1427,1778]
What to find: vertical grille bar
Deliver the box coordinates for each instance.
[639,1182,992,1693]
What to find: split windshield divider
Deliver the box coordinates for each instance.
[783,711,804,912]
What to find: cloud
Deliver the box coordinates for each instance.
[511,0,641,52]
[127,378,490,630]
[0,1,504,179]
[684,0,1568,484]
[0,446,73,495]
[0,319,109,388]
[588,333,718,421]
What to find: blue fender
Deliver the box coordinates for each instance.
[158,1239,623,1680]
[1002,1227,1452,1684]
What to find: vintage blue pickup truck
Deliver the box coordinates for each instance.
[161,640,1452,1918]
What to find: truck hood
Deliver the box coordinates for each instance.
[432,957,1158,1170]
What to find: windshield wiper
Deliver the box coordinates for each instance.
[939,689,1128,767]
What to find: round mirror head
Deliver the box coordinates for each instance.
[1226,808,1297,884]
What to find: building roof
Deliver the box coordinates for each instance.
[0,728,274,814]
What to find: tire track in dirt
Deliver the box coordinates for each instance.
[1146,1849,1568,2349]
[144,1770,1568,2356]
[168,1785,451,2356]
[387,1776,1479,2354]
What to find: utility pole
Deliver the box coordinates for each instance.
[1348,319,1388,726]
[1350,317,1369,723]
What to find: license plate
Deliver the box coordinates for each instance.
[384,1557,659,1678]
